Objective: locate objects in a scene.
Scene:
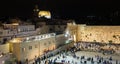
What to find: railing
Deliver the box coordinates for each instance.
[22,33,56,42]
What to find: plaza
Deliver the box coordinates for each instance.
[28,42,120,64]
[38,51,120,64]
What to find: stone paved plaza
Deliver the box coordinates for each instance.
[39,51,120,64]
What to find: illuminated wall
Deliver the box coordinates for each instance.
[11,33,66,62]
[18,37,56,61]
[67,23,120,44]
[12,43,20,60]
[80,26,120,44]
[0,43,9,53]
[67,23,78,42]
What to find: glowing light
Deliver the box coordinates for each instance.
[10,38,22,43]
[73,34,76,42]
[12,23,19,25]
[65,30,70,37]
[73,21,76,25]
[2,61,4,64]
[66,30,69,34]
[0,54,3,57]
[26,37,29,41]
[65,40,69,44]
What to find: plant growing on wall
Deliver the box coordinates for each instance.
[101,40,104,42]
[93,40,96,42]
[108,40,113,45]
[113,35,117,39]
[90,33,92,36]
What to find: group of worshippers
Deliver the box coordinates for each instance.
[28,41,120,64]
[39,51,117,64]
[73,41,116,55]
[36,43,114,64]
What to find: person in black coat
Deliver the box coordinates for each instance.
[37,57,41,64]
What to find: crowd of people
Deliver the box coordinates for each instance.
[1,41,120,64]
[27,41,120,64]
[19,41,120,64]
[73,41,120,55]
[34,49,119,64]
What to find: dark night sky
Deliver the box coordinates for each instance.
[0,0,119,21]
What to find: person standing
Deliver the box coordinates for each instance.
[116,60,118,64]
[25,59,28,64]
[37,57,41,64]
[34,56,37,64]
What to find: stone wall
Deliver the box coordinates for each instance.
[79,26,120,44]
[67,23,120,44]
[55,34,67,47]
[12,34,66,62]
[0,43,9,53]
[17,37,56,61]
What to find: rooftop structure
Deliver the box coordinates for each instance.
[0,23,38,44]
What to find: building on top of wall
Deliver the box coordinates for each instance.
[66,23,120,44]
[8,33,67,62]
[8,33,56,62]
[0,18,73,44]
[0,23,39,44]
[32,18,73,35]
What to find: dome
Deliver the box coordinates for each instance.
[38,11,51,19]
